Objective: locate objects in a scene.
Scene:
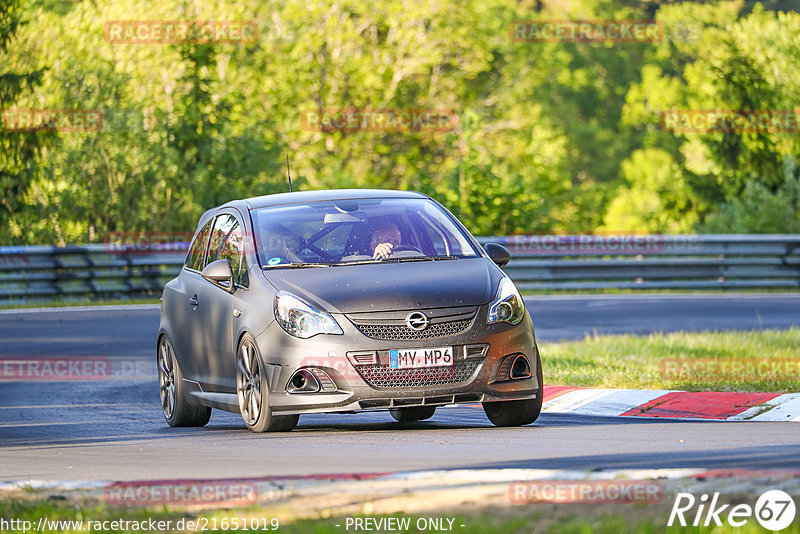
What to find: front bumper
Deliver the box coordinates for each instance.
[255,307,541,416]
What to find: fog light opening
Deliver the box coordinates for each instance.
[287,369,321,393]
[292,373,308,389]
[509,355,532,380]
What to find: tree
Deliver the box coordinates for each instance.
[0,0,51,242]
[616,2,800,232]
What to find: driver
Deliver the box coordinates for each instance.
[370,221,402,260]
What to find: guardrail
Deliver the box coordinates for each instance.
[478,234,800,291]
[0,235,798,304]
[0,244,184,305]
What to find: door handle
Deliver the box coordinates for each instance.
[189,295,199,307]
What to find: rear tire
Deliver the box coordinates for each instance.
[236,335,299,433]
[390,406,436,422]
[158,336,211,427]
[483,353,543,427]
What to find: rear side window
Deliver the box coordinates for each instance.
[185,219,213,271]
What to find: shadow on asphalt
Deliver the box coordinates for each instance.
[0,409,703,449]
[467,444,800,470]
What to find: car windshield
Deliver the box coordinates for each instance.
[252,197,479,268]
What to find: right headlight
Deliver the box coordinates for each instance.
[274,291,343,339]
[487,277,525,325]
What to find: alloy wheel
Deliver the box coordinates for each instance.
[158,337,176,420]
[236,339,262,426]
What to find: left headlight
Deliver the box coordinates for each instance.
[274,291,343,339]
[487,277,525,325]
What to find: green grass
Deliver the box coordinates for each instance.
[540,328,800,392]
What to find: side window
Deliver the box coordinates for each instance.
[207,214,237,265]
[206,215,236,264]
[207,214,248,287]
[185,219,213,271]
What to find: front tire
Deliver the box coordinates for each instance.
[158,336,211,427]
[483,353,544,427]
[390,406,436,422]
[236,335,299,433]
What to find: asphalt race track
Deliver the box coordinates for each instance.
[0,294,798,481]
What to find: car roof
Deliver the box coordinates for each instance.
[233,189,429,210]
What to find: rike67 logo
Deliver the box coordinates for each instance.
[669,490,796,531]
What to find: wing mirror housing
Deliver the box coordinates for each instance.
[201,259,235,293]
[484,243,511,268]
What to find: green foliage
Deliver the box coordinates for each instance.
[603,148,699,233]
[1,0,799,245]
[700,157,800,232]
[616,1,800,233]
[0,0,51,241]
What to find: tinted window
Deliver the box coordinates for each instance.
[185,219,213,271]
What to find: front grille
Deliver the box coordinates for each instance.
[346,306,478,341]
[355,359,482,389]
[353,317,473,340]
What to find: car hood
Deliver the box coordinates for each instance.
[262,257,502,314]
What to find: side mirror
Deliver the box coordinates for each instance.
[201,259,235,293]
[484,243,511,268]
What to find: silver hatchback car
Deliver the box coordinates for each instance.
[157,189,543,432]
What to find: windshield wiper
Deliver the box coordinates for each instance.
[263,262,330,269]
[328,259,381,266]
[388,256,459,263]
[329,256,459,266]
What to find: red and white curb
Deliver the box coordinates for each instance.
[541,386,800,421]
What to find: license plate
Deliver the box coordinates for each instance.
[389,346,454,369]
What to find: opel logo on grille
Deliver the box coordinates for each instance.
[405,311,429,331]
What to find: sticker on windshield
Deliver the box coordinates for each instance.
[268,257,282,265]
